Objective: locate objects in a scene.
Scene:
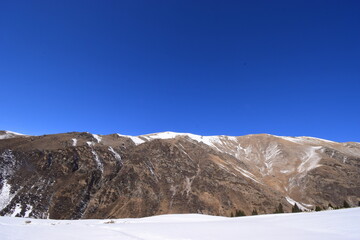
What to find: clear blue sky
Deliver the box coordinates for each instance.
[1,0,359,142]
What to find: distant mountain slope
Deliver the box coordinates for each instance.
[0,130,359,219]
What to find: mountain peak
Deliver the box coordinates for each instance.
[0,130,27,140]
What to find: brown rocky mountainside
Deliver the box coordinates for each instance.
[0,130,359,219]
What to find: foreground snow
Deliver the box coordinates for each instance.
[0,208,359,240]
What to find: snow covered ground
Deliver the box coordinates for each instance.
[0,208,359,240]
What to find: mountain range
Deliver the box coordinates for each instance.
[0,130,359,219]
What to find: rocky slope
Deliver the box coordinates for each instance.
[0,131,359,219]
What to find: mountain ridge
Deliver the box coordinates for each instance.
[2,129,355,143]
[0,130,359,219]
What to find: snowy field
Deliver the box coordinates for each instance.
[1,208,359,240]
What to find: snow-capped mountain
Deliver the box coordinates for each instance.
[0,131,26,140]
[0,130,359,219]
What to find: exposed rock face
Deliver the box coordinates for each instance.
[0,131,359,219]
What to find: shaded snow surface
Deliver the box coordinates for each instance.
[0,208,359,240]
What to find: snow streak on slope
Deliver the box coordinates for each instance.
[285,196,312,211]
[265,143,282,161]
[0,150,18,211]
[92,134,102,143]
[0,180,15,211]
[298,146,322,173]
[91,150,103,172]
[117,134,145,145]
[11,204,22,217]
[108,147,121,162]
[263,142,282,174]
[0,208,359,240]
[232,165,262,184]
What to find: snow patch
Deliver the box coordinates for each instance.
[169,185,177,208]
[117,134,146,145]
[72,138,77,147]
[232,166,262,184]
[92,134,102,143]
[0,180,15,211]
[144,161,157,180]
[184,177,192,195]
[11,203,22,217]
[297,146,322,173]
[0,150,18,211]
[4,131,25,136]
[108,147,121,162]
[285,196,312,211]
[178,144,195,162]
[24,205,33,218]
[244,145,252,155]
[91,150,103,172]
[278,136,305,144]
[262,142,282,174]
[147,164,155,176]
[129,136,146,145]
[143,132,184,140]
[265,142,281,161]
[217,163,236,176]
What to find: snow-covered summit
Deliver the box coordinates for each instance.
[117,131,342,146]
[0,131,27,140]
[117,131,240,153]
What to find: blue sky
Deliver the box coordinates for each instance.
[1,0,359,142]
